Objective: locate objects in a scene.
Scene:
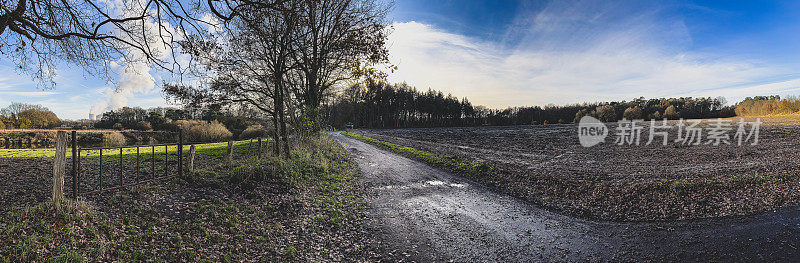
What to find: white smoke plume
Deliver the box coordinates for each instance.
[89,0,179,115]
[90,60,155,114]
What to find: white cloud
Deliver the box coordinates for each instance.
[201,13,222,34]
[90,0,183,114]
[386,1,798,108]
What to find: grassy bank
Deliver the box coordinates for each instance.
[0,135,381,262]
[342,132,491,177]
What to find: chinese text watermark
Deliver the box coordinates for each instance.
[578,117,761,147]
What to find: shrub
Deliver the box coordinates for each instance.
[0,121,4,129]
[78,133,104,145]
[663,105,679,119]
[112,123,124,130]
[173,119,195,128]
[157,120,180,132]
[131,121,152,131]
[183,121,232,143]
[15,108,60,129]
[595,105,616,122]
[103,132,127,147]
[573,109,594,123]
[648,111,662,120]
[240,124,268,139]
[622,106,643,120]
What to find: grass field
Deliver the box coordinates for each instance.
[0,139,262,158]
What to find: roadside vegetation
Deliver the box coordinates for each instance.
[342,132,492,179]
[0,135,382,261]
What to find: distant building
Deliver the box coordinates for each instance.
[89,113,96,120]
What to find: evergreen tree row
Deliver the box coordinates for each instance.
[323,81,736,128]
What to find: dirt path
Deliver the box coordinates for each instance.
[332,132,800,262]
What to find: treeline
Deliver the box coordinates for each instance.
[323,82,736,128]
[734,95,800,116]
[0,103,60,129]
[324,82,481,128]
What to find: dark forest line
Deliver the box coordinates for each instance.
[322,81,741,129]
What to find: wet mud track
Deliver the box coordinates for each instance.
[333,132,800,262]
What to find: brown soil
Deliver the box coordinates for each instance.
[355,116,800,221]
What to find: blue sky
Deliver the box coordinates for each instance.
[2,0,800,119]
[386,0,800,107]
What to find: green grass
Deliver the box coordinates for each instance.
[666,172,798,197]
[342,132,492,177]
[0,140,265,158]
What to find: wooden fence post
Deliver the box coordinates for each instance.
[178,130,183,178]
[71,131,77,199]
[119,147,123,185]
[188,145,196,174]
[258,138,262,159]
[226,140,233,165]
[53,131,67,209]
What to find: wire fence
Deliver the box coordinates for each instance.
[0,137,56,149]
[10,131,269,199]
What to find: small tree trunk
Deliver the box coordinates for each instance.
[278,85,290,158]
[272,111,280,156]
[226,140,233,165]
[52,131,67,210]
[178,130,183,178]
[258,138,262,159]
[280,111,290,158]
[188,145,196,174]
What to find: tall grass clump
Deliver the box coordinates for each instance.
[103,132,127,147]
[239,124,268,139]
[179,120,233,143]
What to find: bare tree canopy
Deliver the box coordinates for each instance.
[293,0,391,127]
[164,0,392,155]
[0,0,286,86]
[165,0,302,156]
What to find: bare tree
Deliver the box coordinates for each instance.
[165,0,392,155]
[243,1,301,156]
[164,0,300,157]
[0,0,289,86]
[1,102,48,116]
[291,0,391,131]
